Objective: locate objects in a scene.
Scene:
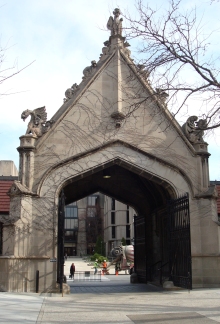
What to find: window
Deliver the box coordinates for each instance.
[65,205,78,218]
[112,226,115,239]
[126,210,129,224]
[111,212,115,224]
[87,195,97,206]
[65,218,78,229]
[111,198,115,210]
[126,225,130,238]
[64,230,77,242]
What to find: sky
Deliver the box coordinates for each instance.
[0,0,219,180]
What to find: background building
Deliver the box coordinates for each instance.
[64,193,104,256]
[0,161,18,256]
[104,196,136,255]
[64,193,136,257]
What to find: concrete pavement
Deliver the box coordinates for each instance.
[1,257,220,323]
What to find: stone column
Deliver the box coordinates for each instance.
[17,135,37,190]
[194,142,210,190]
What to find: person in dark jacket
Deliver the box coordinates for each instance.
[70,263,75,279]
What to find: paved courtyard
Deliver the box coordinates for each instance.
[1,257,220,323]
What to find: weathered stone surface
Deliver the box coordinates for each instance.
[1,8,219,293]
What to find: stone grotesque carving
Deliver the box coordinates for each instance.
[21,106,53,138]
[182,116,207,143]
[107,8,123,36]
[82,60,97,80]
[64,83,79,102]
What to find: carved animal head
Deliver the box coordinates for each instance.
[196,119,207,129]
[21,109,31,121]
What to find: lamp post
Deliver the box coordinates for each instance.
[101,241,102,255]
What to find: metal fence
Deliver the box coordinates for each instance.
[69,271,102,281]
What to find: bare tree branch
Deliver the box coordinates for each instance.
[123,0,220,130]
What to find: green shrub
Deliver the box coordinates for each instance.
[90,253,108,263]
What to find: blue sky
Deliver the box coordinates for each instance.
[0,0,219,179]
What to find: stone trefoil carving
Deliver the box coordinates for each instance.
[64,83,79,102]
[21,106,54,138]
[107,8,123,36]
[182,116,207,143]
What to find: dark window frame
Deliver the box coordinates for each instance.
[111,198,115,210]
[112,226,116,239]
[111,211,115,224]
[87,195,98,206]
[126,224,130,238]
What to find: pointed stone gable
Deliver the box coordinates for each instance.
[27,32,201,192]
[1,8,218,294]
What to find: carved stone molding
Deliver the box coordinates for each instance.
[82,60,97,81]
[64,83,79,103]
[111,112,125,128]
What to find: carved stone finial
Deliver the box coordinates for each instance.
[107,8,123,36]
[21,107,53,138]
[182,116,207,144]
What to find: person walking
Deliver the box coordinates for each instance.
[94,259,98,274]
[70,263,75,280]
[102,260,107,275]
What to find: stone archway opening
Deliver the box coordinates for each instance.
[57,162,177,287]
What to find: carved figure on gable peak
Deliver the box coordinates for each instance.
[107,8,123,36]
[21,106,53,138]
[82,60,97,81]
[182,115,208,144]
[64,83,79,102]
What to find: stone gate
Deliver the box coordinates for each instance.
[0,8,219,292]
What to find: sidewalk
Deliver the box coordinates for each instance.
[1,257,220,323]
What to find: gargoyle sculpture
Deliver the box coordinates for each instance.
[182,116,207,143]
[21,106,53,138]
[107,8,123,36]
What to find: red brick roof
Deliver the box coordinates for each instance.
[0,180,13,213]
